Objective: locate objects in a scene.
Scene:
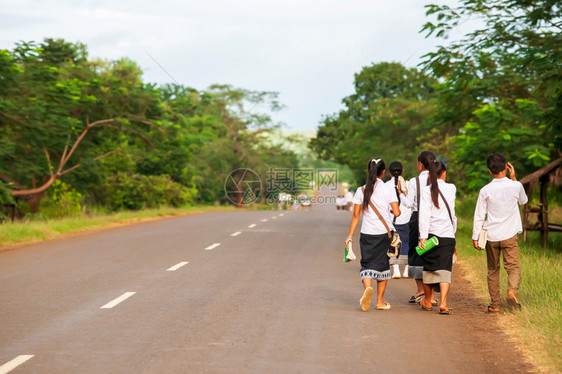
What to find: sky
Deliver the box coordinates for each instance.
[0,0,464,131]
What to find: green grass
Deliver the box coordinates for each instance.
[456,214,562,373]
[0,205,237,249]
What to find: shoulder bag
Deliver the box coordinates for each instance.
[362,186,401,258]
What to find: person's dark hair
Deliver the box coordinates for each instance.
[388,161,403,177]
[362,158,386,212]
[487,152,507,174]
[428,160,447,208]
[417,150,437,172]
[389,161,403,203]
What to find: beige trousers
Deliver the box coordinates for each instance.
[485,234,521,309]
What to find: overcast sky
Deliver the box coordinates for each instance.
[0,0,464,131]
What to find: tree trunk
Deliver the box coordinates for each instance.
[28,192,44,214]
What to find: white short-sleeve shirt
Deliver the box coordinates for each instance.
[352,179,398,235]
[385,178,413,225]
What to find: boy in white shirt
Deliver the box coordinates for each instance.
[472,153,528,313]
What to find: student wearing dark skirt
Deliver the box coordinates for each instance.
[417,160,457,314]
[405,150,436,302]
[346,158,400,311]
[385,161,412,278]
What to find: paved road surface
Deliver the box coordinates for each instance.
[0,198,530,373]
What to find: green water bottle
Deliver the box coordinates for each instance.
[416,236,439,256]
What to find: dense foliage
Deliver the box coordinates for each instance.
[0,39,299,215]
[312,0,561,190]
[310,62,438,182]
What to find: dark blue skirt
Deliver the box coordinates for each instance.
[420,235,456,272]
[359,232,390,272]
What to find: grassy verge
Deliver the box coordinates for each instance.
[0,205,237,250]
[456,214,562,373]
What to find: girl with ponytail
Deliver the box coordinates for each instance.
[405,150,436,304]
[385,161,413,279]
[346,158,400,311]
[417,160,457,314]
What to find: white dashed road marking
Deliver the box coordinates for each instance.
[167,262,189,271]
[231,231,241,237]
[248,224,256,228]
[0,355,34,374]
[205,243,221,250]
[271,216,277,219]
[100,292,136,309]
[261,219,268,222]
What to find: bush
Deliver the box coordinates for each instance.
[0,181,15,205]
[102,172,196,211]
[40,180,84,219]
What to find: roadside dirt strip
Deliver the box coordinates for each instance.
[0,208,532,373]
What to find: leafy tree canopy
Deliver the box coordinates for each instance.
[310,62,437,183]
[0,38,300,213]
[421,0,561,187]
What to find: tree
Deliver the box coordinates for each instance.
[421,0,561,189]
[0,39,161,211]
[189,84,297,204]
[0,39,300,214]
[310,62,437,182]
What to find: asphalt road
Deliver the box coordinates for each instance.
[0,198,530,373]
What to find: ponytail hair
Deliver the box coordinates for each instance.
[418,150,436,174]
[428,160,447,208]
[362,158,386,212]
[388,161,403,204]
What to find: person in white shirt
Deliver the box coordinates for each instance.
[346,158,400,312]
[405,150,436,304]
[472,153,528,313]
[385,161,413,279]
[417,160,457,314]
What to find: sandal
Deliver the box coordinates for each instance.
[420,303,433,311]
[376,302,391,310]
[487,306,499,313]
[359,287,373,312]
[409,294,424,303]
[439,308,453,315]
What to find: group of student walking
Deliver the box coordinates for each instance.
[346,150,528,315]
